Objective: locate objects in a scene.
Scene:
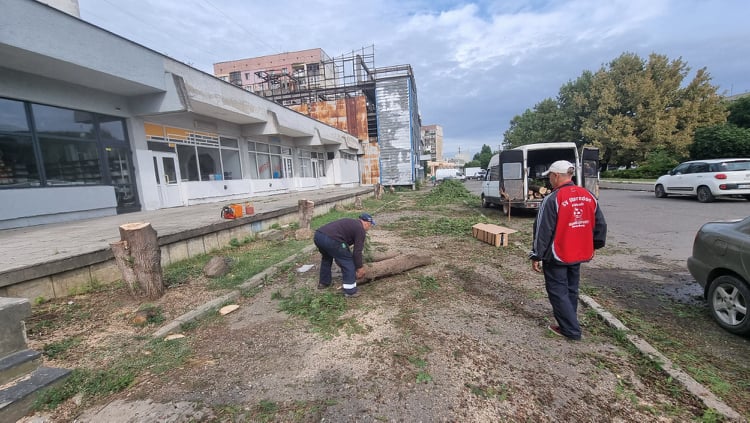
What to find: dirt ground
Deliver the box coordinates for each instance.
[19,191,747,422]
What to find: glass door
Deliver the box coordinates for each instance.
[152,152,183,208]
[105,146,139,212]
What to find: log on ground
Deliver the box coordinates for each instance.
[358,254,432,284]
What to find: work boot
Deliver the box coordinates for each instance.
[344,291,360,298]
[317,283,330,290]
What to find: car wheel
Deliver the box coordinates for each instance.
[654,184,667,198]
[697,186,715,203]
[707,275,750,336]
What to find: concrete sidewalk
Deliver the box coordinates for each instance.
[0,186,373,296]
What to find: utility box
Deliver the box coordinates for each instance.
[472,223,518,247]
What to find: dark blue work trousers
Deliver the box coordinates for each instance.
[314,231,357,294]
[543,261,582,340]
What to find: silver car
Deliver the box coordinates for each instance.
[687,216,750,335]
[654,158,750,203]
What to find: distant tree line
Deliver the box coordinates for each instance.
[497,52,750,178]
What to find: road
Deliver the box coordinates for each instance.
[465,179,749,266]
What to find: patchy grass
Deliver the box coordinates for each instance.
[34,338,191,411]
[276,287,365,339]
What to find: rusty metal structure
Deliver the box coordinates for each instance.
[222,46,423,187]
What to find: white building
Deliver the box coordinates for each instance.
[0,0,363,229]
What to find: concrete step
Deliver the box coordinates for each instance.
[0,366,71,423]
[0,349,42,387]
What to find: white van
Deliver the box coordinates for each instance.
[481,142,599,214]
[435,168,465,182]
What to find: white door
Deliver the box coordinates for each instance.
[152,152,183,208]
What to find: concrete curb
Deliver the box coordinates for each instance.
[580,294,745,422]
[152,244,318,339]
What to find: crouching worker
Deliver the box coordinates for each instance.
[314,213,376,298]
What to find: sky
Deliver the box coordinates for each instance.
[76,0,750,159]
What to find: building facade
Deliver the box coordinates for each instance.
[0,1,363,229]
[421,124,443,162]
[216,50,424,187]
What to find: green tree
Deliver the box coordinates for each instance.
[581,53,726,168]
[502,98,565,149]
[727,96,750,128]
[471,144,495,169]
[502,52,727,169]
[690,125,750,159]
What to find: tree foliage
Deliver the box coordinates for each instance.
[690,125,750,159]
[502,52,728,168]
[727,96,750,128]
[471,144,496,169]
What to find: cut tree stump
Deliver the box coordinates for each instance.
[298,199,315,229]
[357,253,432,285]
[110,222,164,299]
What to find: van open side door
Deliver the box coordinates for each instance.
[581,147,600,197]
[499,149,525,208]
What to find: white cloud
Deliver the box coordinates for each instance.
[77,0,750,157]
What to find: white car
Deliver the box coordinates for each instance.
[654,159,750,203]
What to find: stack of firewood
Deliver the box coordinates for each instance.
[528,185,549,199]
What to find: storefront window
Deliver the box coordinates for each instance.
[248,140,287,179]
[257,152,271,179]
[247,152,259,179]
[33,104,95,139]
[39,136,101,185]
[0,98,136,209]
[99,116,127,143]
[196,146,219,180]
[0,134,39,187]
[176,144,199,181]
[0,98,29,131]
[220,148,242,180]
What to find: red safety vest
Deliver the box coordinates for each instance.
[552,185,598,264]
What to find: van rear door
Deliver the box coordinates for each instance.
[499,149,525,203]
[581,147,600,197]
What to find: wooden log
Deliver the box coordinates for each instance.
[368,251,400,262]
[117,222,164,299]
[357,253,432,285]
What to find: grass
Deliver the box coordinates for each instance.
[42,336,82,359]
[275,287,362,339]
[162,238,309,290]
[34,337,191,411]
[465,382,510,401]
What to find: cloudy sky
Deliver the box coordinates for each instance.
[77,0,750,159]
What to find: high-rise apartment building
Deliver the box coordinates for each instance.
[421,124,443,162]
[214,48,337,97]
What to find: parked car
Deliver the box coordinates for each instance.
[654,158,750,203]
[687,216,750,335]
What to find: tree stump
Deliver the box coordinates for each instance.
[110,222,164,299]
[298,199,315,229]
[374,183,383,200]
